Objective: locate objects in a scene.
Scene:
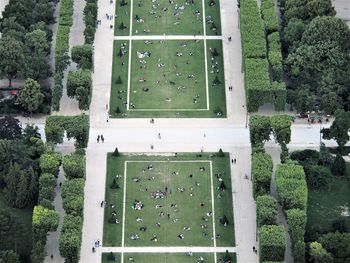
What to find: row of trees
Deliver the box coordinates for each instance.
[52,0,74,111]
[240,0,286,111]
[280,0,350,114]
[0,0,55,114]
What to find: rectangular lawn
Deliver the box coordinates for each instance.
[103,153,235,247]
[109,39,226,118]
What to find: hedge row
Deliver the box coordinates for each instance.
[83,0,98,44]
[259,225,286,262]
[62,179,85,217]
[67,69,92,110]
[45,114,89,148]
[63,154,86,179]
[261,0,279,34]
[39,152,62,176]
[252,152,273,198]
[240,0,266,59]
[275,160,308,262]
[244,58,271,112]
[257,195,278,227]
[53,0,74,111]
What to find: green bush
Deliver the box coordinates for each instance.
[270,115,292,145]
[71,44,93,70]
[61,179,85,216]
[259,225,286,262]
[245,58,271,112]
[261,0,279,34]
[257,195,278,226]
[249,115,272,145]
[293,240,306,263]
[240,0,267,58]
[32,205,59,241]
[286,209,307,244]
[83,2,98,44]
[39,153,62,176]
[275,161,307,210]
[271,82,286,111]
[67,69,92,110]
[331,154,346,176]
[63,154,86,179]
[252,152,273,198]
[58,0,74,26]
[307,165,332,190]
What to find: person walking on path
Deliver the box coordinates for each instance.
[158,133,161,139]
[101,135,104,143]
[97,135,100,143]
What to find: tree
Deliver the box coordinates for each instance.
[309,242,334,263]
[322,110,350,149]
[256,195,278,226]
[67,70,92,110]
[62,154,85,179]
[249,115,271,146]
[331,154,346,176]
[306,0,336,19]
[24,29,51,80]
[318,232,350,262]
[112,147,120,157]
[307,165,332,189]
[71,44,93,69]
[0,37,25,87]
[0,210,23,252]
[217,148,224,157]
[3,164,21,207]
[283,18,306,49]
[295,89,313,113]
[15,172,29,208]
[17,78,44,113]
[0,117,21,140]
[320,92,341,115]
[0,17,26,41]
[0,250,20,263]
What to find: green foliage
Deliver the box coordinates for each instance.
[331,154,346,176]
[245,58,271,111]
[71,44,93,70]
[45,115,89,149]
[259,225,286,262]
[61,179,85,217]
[67,69,92,110]
[0,250,20,263]
[307,165,332,190]
[256,195,278,226]
[275,161,307,210]
[62,154,86,179]
[318,232,350,262]
[39,153,62,176]
[249,115,271,145]
[293,240,306,263]
[270,115,292,145]
[83,2,98,44]
[271,82,286,111]
[252,152,273,198]
[283,18,306,49]
[52,72,64,111]
[58,0,74,26]
[112,147,120,157]
[240,0,267,58]
[32,205,59,241]
[322,110,350,149]
[218,148,225,157]
[38,173,56,204]
[309,242,334,263]
[0,117,22,140]
[286,209,307,244]
[0,210,23,253]
[17,78,44,112]
[261,0,279,34]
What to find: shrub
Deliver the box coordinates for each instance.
[67,69,92,110]
[259,225,286,262]
[261,0,279,34]
[39,153,62,176]
[58,0,74,26]
[83,2,98,44]
[71,44,93,70]
[245,58,271,111]
[286,209,307,244]
[63,154,86,179]
[32,205,59,241]
[331,154,346,176]
[307,165,332,190]
[256,195,278,226]
[252,152,273,198]
[112,147,120,157]
[272,82,286,111]
[61,179,85,216]
[293,240,306,263]
[270,115,292,145]
[249,115,271,145]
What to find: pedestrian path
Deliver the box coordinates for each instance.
[114,35,224,40]
[99,246,236,253]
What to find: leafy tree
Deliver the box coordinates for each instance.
[15,172,29,208]
[0,17,26,41]
[306,0,336,19]
[309,242,334,263]
[39,153,62,176]
[3,163,21,207]
[307,165,332,189]
[32,205,59,240]
[249,115,271,145]
[112,147,120,157]
[71,44,93,69]
[0,37,25,87]
[23,29,51,80]
[217,148,224,157]
[67,70,92,110]
[318,232,350,262]
[0,250,20,263]
[0,117,21,140]
[320,92,341,115]
[0,210,23,252]
[331,154,346,176]
[295,89,313,113]
[270,115,292,145]
[283,18,306,49]
[62,154,85,179]
[17,78,44,113]
[322,110,350,149]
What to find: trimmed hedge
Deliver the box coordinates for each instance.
[38,173,56,204]
[245,58,271,112]
[270,115,292,145]
[58,0,74,26]
[250,115,272,145]
[286,209,306,262]
[261,0,279,34]
[67,69,92,110]
[39,153,62,176]
[252,152,273,198]
[257,195,278,226]
[272,82,286,111]
[61,179,85,217]
[45,115,90,149]
[275,161,307,210]
[83,1,98,44]
[259,225,286,262]
[62,154,86,179]
[71,44,93,70]
[240,0,267,58]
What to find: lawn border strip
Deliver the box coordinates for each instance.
[114,36,223,40]
[127,40,132,110]
[121,159,128,262]
[209,161,217,263]
[201,0,210,111]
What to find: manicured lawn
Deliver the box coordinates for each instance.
[129,40,207,110]
[205,0,222,35]
[114,0,131,36]
[102,252,236,263]
[307,176,350,234]
[103,153,235,247]
[109,39,226,118]
[0,194,33,262]
[131,0,203,35]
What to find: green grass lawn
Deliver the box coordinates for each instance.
[131,0,203,35]
[205,0,222,35]
[109,39,226,118]
[307,176,350,235]
[103,153,235,247]
[0,194,33,262]
[102,252,236,263]
[114,1,131,36]
[129,40,207,110]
